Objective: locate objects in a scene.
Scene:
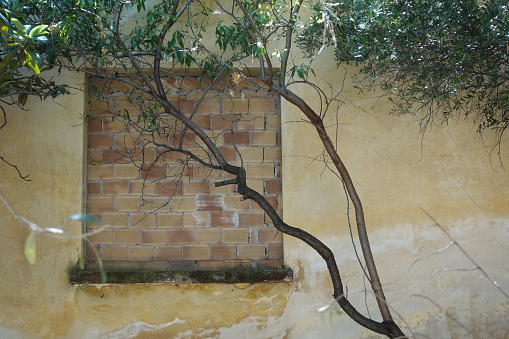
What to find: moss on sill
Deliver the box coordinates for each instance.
[69,265,293,284]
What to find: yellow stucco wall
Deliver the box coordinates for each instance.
[1,4,509,338]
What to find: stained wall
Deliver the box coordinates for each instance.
[0,7,509,339]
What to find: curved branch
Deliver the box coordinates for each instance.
[215,169,404,338]
[271,84,400,329]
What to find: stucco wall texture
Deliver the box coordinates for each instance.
[1,20,509,339]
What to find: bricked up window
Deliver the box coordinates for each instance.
[86,76,283,271]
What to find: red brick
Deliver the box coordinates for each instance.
[264,179,282,194]
[88,197,114,212]
[258,229,282,243]
[101,246,128,260]
[167,165,193,180]
[196,196,223,211]
[168,196,196,212]
[166,78,193,92]
[88,118,102,132]
[169,99,195,113]
[128,246,155,261]
[224,131,249,146]
[141,197,169,212]
[239,212,265,227]
[141,230,168,244]
[89,101,112,116]
[156,150,182,164]
[223,98,249,113]
[182,181,209,195]
[114,133,140,148]
[238,114,264,130]
[211,115,239,130]
[88,182,101,195]
[248,163,274,179]
[266,114,281,129]
[156,180,182,196]
[89,166,114,182]
[217,147,237,162]
[114,164,140,179]
[190,115,210,130]
[88,149,102,165]
[183,245,209,260]
[130,214,156,228]
[169,229,194,244]
[170,132,195,147]
[184,212,211,227]
[183,76,207,90]
[211,212,238,227]
[195,99,221,114]
[192,165,224,180]
[101,213,128,227]
[115,196,141,211]
[251,196,277,211]
[155,246,182,260]
[268,243,283,259]
[103,180,129,195]
[250,98,275,113]
[264,148,281,162]
[130,181,156,195]
[236,147,263,162]
[127,148,155,163]
[89,133,114,148]
[87,229,113,244]
[211,245,237,259]
[140,164,166,179]
[195,229,221,244]
[103,118,128,132]
[114,101,137,116]
[209,183,237,195]
[246,180,264,193]
[239,245,266,259]
[114,229,140,245]
[157,213,183,228]
[223,196,250,211]
[252,131,277,146]
[223,228,249,243]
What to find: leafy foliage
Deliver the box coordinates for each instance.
[0,0,67,107]
[298,0,509,137]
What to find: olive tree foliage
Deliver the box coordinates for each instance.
[0,0,68,179]
[19,0,406,337]
[298,0,509,146]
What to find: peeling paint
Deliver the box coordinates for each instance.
[102,318,185,339]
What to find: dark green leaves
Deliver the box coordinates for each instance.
[299,0,509,137]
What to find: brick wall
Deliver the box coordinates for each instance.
[86,76,283,271]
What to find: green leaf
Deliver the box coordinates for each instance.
[69,214,100,222]
[29,24,48,37]
[24,231,36,265]
[18,93,28,106]
[23,50,40,74]
[10,18,25,32]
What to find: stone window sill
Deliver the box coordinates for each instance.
[69,266,293,284]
